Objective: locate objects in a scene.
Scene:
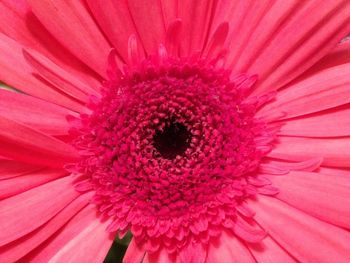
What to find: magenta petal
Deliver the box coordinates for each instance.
[249,196,350,263]
[249,236,297,263]
[86,0,144,62]
[0,169,66,199]
[28,0,111,77]
[143,248,176,263]
[0,33,85,112]
[301,40,350,77]
[0,89,74,136]
[177,0,216,56]
[278,105,350,137]
[268,171,350,229]
[178,242,207,263]
[0,159,39,180]
[0,115,78,167]
[245,1,350,93]
[24,49,100,103]
[207,230,255,263]
[123,238,145,263]
[259,64,350,119]
[25,204,113,263]
[127,0,166,55]
[0,193,91,262]
[268,136,350,168]
[0,0,101,89]
[0,176,79,246]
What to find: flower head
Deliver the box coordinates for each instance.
[71,52,278,253]
[1,1,350,263]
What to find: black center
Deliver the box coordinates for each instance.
[153,121,191,159]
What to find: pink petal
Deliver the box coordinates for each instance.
[123,238,145,263]
[260,158,323,174]
[177,0,216,56]
[277,105,350,137]
[0,168,66,199]
[28,0,111,77]
[0,115,78,167]
[0,159,39,180]
[259,64,350,119]
[0,176,79,246]
[212,0,271,68]
[0,192,91,262]
[0,89,74,136]
[233,216,266,243]
[143,248,176,263]
[268,136,350,167]
[0,32,85,112]
[0,0,30,40]
[24,204,113,263]
[178,242,207,263]
[301,40,350,77]
[165,19,182,57]
[249,236,297,263]
[0,0,101,89]
[207,230,255,263]
[203,22,229,59]
[268,171,350,229]
[248,196,350,263]
[319,166,350,177]
[86,0,144,62]
[127,0,166,55]
[160,0,177,27]
[24,49,100,103]
[231,1,350,93]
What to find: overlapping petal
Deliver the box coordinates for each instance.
[0,1,349,262]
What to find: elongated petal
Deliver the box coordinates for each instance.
[0,169,66,199]
[269,136,350,167]
[123,238,145,263]
[24,50,100,102]
[160,0,177,27]
[301,40,350,77]
[24,205,113,263]
[43,218,112,263]
[0,176,79,246]
[259,64,350,119]
[227,0,350,93]
[177,0,216,56]
[268,171,350,229]
[143,249,176,263]
[249,196,350,263]
[0,32,84,112]
[28,0,111,77]
[0,0,101,89]
[87,0,144,62]
[0,115,78,167]
[278,105,350,137]
[0,89,73,136]
[127,0,166,55]
[319,166,350,177]
[178,242,207,263]
[207,230,255,263]
[0,193,91,262]
[0,159,39,180]
[249,236,297,263]
[212,0,270,68]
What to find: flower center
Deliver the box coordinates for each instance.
[153,120,191,160]
[69,54,278,253]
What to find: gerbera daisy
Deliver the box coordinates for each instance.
[1,1,350,262]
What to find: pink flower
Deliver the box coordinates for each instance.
[0,1,350,262]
